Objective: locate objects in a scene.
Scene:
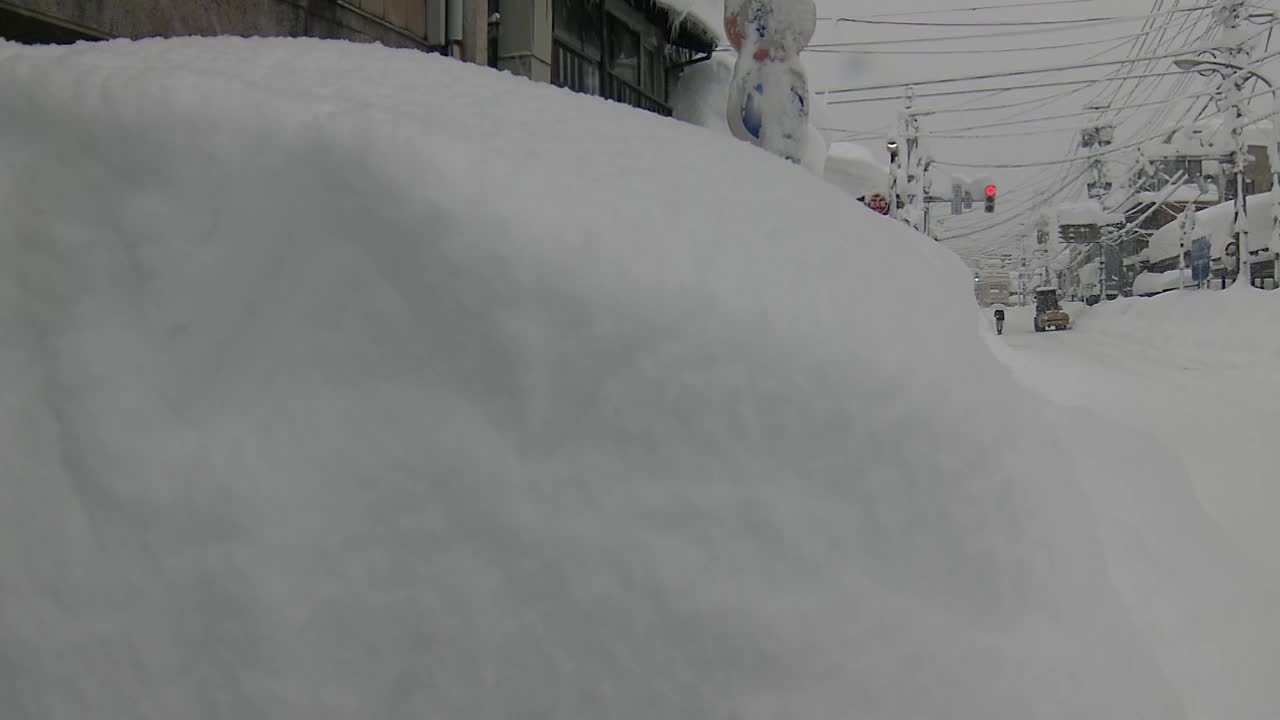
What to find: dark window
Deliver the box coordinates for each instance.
[554,0,602,60]
[640,47,651,94]
[488,0,501,67]
[551,0,674,116]
[650,46,665,97]
[1148,158,1204,190]
[583,1,602,59]
[607,14,641,85]
[553,0,579,44]
[553,42,602,95]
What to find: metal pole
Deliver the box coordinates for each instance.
[1221,0,1253,287]
[1271,83,1280,288]
[1179,203,1193,289]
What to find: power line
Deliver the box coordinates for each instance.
[807,17,1196,55]
[910,25,1175,117]
[924,84,1233,130]
[819,5,1214,28]
[853,0,1103,19]
[931,93,1274,169]
[801,15,1210,47]
[818,46,1218,95]
[825,70,1194,106]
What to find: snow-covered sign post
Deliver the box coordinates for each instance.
[723,0,816,164]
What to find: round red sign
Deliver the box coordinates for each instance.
[866,193,890,215]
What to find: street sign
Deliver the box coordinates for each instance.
[866,193,891,215]
[1191,237,1211,283]
[1059,223,1102,243]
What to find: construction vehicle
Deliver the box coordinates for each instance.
[1033,287,1071,332]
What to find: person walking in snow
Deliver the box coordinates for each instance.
[993,307,1005,335]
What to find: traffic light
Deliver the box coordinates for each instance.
[974,272,981,284]
[984,184,997,213]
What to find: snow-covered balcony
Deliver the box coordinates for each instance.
[546,0,720,116]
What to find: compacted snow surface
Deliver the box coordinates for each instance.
[0,37,1275,719]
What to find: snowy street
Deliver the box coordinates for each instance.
[994,296,1280,596]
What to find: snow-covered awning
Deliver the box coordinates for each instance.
[1054,200,1125,227]
[653,0,723,48]
[1131,185,1219,205]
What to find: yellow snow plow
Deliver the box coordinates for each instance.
[1033,287,1071,332]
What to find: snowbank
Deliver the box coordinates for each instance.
[0,36,1236,719]
[822,141,888,199]
[997,293,1280,718]
[1133,268,1194,296]
[1071,290,1280,367]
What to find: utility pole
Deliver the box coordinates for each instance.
[888,88,915,222]
[1178,202,1197,289]
[904,90,927,235]
[1081,118,1115,300]
[889,86,939,237]
[922,159,934,238]
[1218,0,1253,287]
[892,86,928,234]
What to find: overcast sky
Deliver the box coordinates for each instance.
[806,0,1279,251]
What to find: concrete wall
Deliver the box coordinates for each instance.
[495,0,551,82]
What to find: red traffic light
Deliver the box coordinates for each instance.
[985,184,997,198]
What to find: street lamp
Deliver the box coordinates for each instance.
[1173,55,1280,289]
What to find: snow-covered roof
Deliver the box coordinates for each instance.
[1142,192,1275,263]
[1131,184,1219,205]
[1054,201,1125,226]
[1132,269,1194,296]
[1141,118,1276,159]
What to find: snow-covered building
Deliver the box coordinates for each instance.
[1136,192,1278,290]
[0,0,490,60]
[505,0,720,116]
[1137,119,1274,198]
[1050,201,1127,303]
[1,0,721,120]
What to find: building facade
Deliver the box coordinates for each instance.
[1,0,491,63]
[3,0,717,119]
[493,0,715,116]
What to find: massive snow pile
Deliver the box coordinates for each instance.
[823,141,888,199]
[0,37,1272,719]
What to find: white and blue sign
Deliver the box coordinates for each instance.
[724,0,816,164]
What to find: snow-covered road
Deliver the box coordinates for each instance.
[995,296,1280,596]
